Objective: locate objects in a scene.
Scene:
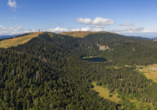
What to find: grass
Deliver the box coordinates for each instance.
[113,66,120,69]
[92,82,121,103]
[138,64,157,83]
[59,31,112,38]
[124,96,137,103]
[125,96,153,110]
[0,32,43,48]
[82,56,97,59]
[92,82,152,109]
[124,65,132,67]
[47,32,54,37]
[153,39,157,41]
[104,65,120,69]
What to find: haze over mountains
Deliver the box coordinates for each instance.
[0,35,18,39]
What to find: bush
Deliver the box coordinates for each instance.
[109,94,112,97]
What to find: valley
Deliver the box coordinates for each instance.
[0,32,157,109]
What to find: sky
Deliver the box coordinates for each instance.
[0,0,157,38]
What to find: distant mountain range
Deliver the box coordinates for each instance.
[0,35,19,40]
[0,32,156,41]
[150,36,157,39]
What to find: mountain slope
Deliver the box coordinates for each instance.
[59,31,113,38]
[0,42,119,110]
[1,32,157,109]
[0,32,43,48]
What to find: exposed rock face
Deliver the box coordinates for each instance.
[97,43,111,51]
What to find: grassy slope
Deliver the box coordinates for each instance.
[153,39,157,41]
[59,31,113,38]
[92,82,121,103]
[138,64,157,83]
[92,82,152,110]
[0,32,43,48]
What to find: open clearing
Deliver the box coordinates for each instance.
[92,82,152,109]
[138,64,157,83]
[59,31,111,38]
[92,82,121,103]
[0,32,43,48]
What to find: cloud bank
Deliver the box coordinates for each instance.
[110,27,157,33]
[120,23,134,26]
[71,27,102,32]
[0,26,6,30]
[1,24,157,38]
[77,17,115,25]
[47,27,68,32]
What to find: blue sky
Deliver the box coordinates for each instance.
[0,0,157,37]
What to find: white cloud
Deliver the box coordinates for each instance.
[7,17,17,19]
[0,31,8,35]
[142,29,157,33]
[81,27,91,31]
[132,27,144,32]
[47,27,68,32]
[111,27,145,33]
[0,26,4,29]
[77,18,91,25]
[15,24,19,27]
[0,26,6,30]
[120,23,134,26]
[77,17,115,25]
[14,25,22,31]
[71,26,104,32]
[9,27,14,30]
[92,27,103,31]
[7,0,17,8]
[71,29,81,31]
[24,30,30,33]
[91,25,104,31]
[71,27,91,31]
[31,29,37,32]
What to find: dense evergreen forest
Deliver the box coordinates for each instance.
[1,32,157,109]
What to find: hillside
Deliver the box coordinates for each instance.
[1,32,157,109]
[0,32,43,48]
[59,31,112,38]
[153,39,157,41]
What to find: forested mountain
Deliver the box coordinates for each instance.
[1,32,157,109]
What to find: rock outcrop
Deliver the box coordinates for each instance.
[97,43,111,51]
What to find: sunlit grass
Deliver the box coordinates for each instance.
[59,31,111,38]
[138,64,157,83]
[92,82,121,103]
[0,32,43,48]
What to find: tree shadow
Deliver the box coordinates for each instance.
[82,57,107,62]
